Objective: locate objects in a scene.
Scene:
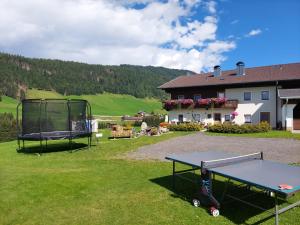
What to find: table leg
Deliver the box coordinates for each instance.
[172,161,175,189]
[275,194,279,225]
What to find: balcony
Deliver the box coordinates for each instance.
[163,98,238,111]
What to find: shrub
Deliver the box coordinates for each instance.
[133,120,142,127]
[143,115,164,127]
[0,113,17,142]
[258,121,272,132]
[168,123,204,131]
[207,122,271,134]
[122,121,133,130]
[150,127,158,135]
[98,122,109,129]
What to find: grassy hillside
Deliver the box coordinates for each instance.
[0,96,19,115]
[21,89,164,116]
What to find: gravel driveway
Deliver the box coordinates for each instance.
[127,132,300,163]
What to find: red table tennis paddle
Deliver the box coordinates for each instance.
[278,184,293,190]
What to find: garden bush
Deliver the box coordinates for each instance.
[143,115,164,127]
[168,123,204,131]
[98,121,109,129]
[0,113,17,142]
[133,120,143,127]
[207,121,271,134]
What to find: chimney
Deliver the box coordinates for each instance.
[213,65,221,77]
[236,61,245,76]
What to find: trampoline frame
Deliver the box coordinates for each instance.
[17,99,92,151]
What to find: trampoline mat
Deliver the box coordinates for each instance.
[18,131,92,140]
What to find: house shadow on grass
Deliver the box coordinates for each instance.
[17,141,91,154]
[150,174,285,225]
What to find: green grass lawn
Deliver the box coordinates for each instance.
[24,89,165,116]
[205,130,300,140]
[0,96,19,116]
[1,131,300,225]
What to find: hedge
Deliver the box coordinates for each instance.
[207,121,271,134]
[168,123,204,131]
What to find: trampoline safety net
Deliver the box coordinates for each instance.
[17,99,92,149]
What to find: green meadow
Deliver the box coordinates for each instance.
[0,96,19,115]
[0,130,300,225]
[0,89,165,116]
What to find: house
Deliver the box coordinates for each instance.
[159,62,300,131]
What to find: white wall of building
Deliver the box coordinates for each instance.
[225,86,277,127]
[282,104,296,130]
[167,85,281,127]
[168,108,232,125]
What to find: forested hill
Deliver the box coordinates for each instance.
[0,53,192,99]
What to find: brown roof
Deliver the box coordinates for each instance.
[159,62,300,89]
[278,88,300,99]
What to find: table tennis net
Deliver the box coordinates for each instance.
[201,152,263,169]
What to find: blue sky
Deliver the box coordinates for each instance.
[0,0,299,72]
[215,0,300,70]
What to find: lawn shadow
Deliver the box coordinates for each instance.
[17,141,90,154]
[150,174,285,225]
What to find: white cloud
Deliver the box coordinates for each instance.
[0,0,235,72]
[205,1,217,14]
[246,29,262,37]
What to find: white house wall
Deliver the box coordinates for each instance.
[168,108,232,124]
[168,86,279,127]
[225,86,277,127]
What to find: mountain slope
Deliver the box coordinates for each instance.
[0,53,192,99]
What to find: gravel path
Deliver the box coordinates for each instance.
[127,132,300,163]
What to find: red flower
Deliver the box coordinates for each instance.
[198,98,211,105]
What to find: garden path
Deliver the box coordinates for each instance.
[127,132,300,163]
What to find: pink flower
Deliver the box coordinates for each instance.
[179,99,194,105]
[211,97,227,104]
[231,111,238,116]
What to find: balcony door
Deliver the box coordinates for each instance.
[178,114,184,123]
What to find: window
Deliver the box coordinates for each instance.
[218,92,225,98]
[261,91,269,100]
[194,94,201,101]
[225,115,231,121]
[177,95,184,100]
[192,113,201,122]
[260,112,270,124]
[214,113,221,121]
[244,92,251,101]
[178,114,183,123]
[244,114,252,123]
[207,114,212,119]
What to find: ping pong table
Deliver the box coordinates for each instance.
[165,151,300,225]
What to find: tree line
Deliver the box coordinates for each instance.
[0,52,191,99]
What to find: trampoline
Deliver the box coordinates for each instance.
[17,99,92,151]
